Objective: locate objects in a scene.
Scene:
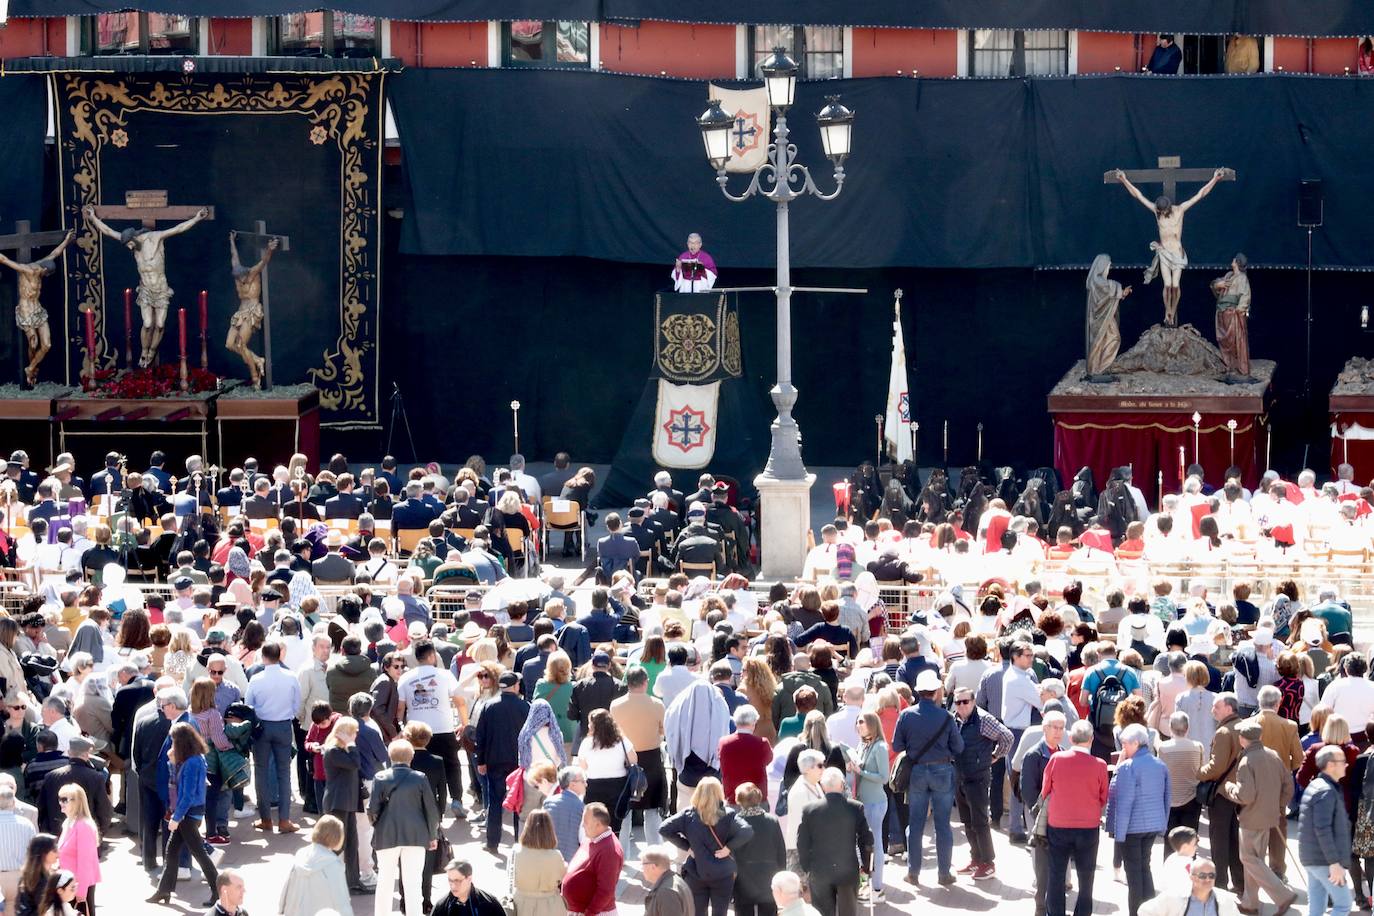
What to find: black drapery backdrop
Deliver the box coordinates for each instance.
[379,246,1361,473]
[13,1,1374,36]
[391,69,1374,271]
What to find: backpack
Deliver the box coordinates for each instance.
[1232,646,1261,690]
[1090,672,1127,732]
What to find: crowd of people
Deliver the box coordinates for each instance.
[0,448,1370,916]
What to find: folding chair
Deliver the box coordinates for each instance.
[541,497,584,559]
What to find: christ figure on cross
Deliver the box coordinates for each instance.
[0,229,75,384]
[228,231,278,388]
[83,203,210,366]
[1113,167,1226,327]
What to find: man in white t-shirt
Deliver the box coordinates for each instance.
[1322,653,1374,732]
[396,638,469,816]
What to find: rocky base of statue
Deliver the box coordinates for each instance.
[1108,324,1227,376]
[1334,357,1374,397]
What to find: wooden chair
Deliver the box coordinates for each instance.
[451,527,477,542]
[396,528,426,555]
[506,528,528,576]
[679,560,716,581]
[248,517,280,531]
[541,497,583,559]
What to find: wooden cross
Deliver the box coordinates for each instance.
[91,189,215,229]
[233,220,291,389]
[1103,156,1235,202]
[0,221,70,264]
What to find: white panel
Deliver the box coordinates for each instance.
[1264,37,1275,73]
[380,18,391,58]
[251,17,266,56]
[65,16,80,56]
[735,24,748,79]
[842,26,853,78]
[956,29,969,77]
[590,22,601,70]
[487,20,499,67]
[198,17,210,54]
[1068,30,1079,74]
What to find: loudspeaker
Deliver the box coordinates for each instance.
[1298,178,1323,228]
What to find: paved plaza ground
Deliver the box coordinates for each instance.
[95,790,1308,916]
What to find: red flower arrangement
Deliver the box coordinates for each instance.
[93,364,218,399]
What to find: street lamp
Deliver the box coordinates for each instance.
[695,48,855,574]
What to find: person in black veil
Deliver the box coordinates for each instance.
[1012,478,1049,528]
[894,460,922,504]
[849,462,882,522]
[961,483,991,539]
[1096,472,1138,543]
[1069,467,1097,525]
[1046,490,1083,539]
[878,478,914,528]
[994,467,1020,506]
[918,469,952,524]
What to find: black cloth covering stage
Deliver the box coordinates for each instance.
[391,70,1374,271]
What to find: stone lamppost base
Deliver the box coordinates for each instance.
[754,472,816,580]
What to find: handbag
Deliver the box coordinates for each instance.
[680,752,720,787]
[503,766,527,813]
[616,742,647,818]
[1195,752,1239,808]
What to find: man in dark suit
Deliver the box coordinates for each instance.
[797,767,875,916]
[473,672,530,853]
[592,514,641,578]
[38,736,112,835]
[392,481,437,531]
[367,739,441,895]
[313,532,357,584]
[241,478,279,520]
[87,452,125,501]
[649,471,686,521]
[684,473,716,512]
[442,486,486,530]
[324,473,364,520]
[216,468,247,510]
[4,455,37,503]
[112,664,156,761]
[625,507,661,578]
[669,505,726,571]
[705,482,751,574]
[27,481,62,525]
[143,450,172,493]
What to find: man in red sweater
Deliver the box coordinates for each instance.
[562,803,624,916]
[1039,720,1110,916]
[718,705,773,805]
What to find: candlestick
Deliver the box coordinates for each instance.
[1343,423,1349,465]
[198,290,209,370]
[123,288,133,366]
[874,414,884,468]
[178,308,188,392]
[942,420,948,465]
[1157,470,1163,508]
[83,309,96,389]
[976,422,984,462]
[1265,421,1272,471]
[910,420,919,463]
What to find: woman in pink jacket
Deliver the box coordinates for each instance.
[56,784,101,915]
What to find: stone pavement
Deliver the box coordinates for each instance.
[93,788,1311,916]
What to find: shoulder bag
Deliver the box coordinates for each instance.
[616,740,648,818]
[889,713,951,795]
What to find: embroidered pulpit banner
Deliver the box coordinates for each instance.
[653,291,742,383]
[652,380,720,470]
[53,70,386,428]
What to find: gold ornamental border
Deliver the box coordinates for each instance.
[653,291,742,383]
[54,71,384,428]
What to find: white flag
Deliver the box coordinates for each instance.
[708,84,770,173]
[652,380,720,470]
[884,291,913,463]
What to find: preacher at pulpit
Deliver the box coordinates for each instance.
[671,232,717,292]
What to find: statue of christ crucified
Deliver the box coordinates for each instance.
[1113,167,1228,327]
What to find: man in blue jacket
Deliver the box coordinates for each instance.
[892,669,964,888]
[1299,745,1353,916]
[1107,723,1171,916]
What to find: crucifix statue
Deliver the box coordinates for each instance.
[228,221,290,389]
[83,191,214,367]
[0,222,76,385]
[1104,158,1235,327]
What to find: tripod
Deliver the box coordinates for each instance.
[385,382,417,462]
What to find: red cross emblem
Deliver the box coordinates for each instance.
[663,406,711,453]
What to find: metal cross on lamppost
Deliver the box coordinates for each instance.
[696,50,855,484]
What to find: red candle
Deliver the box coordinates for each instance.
[84,308,96,362]
[178,308,187,357]
[199,290,208,337]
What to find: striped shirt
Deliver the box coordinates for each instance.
[0,809,36,870]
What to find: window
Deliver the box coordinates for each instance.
[502,21,592,67]
[269,12,381,57]
[748,26,844,80]
[970,29,1069,77]
[1141,35,1266,75]
[83,13,200,55]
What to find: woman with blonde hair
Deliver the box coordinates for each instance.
[534,651,576,747]
[321,716,364,892]
[147,722,218,907]
[55,785,100,915]
[162,628,197,683]
[278,814,353,916]
[738,658,779,745]
[659,777,755,916]
[511,810,567,916]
